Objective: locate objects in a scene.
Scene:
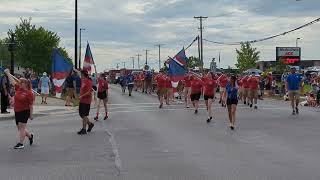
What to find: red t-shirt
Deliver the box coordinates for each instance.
[165,77,172,88]
[98,78,108,92]
[156,74,166,88]
[14,84,34,112]
[191,78,203,94]
[249,76,259,90]
[266,75,273,85]
[80,78,93,104]
[238,78,243,87]
[184,74,192,87]
[242,76,250,89]
[218,75,228,88]
[203,77,216,96]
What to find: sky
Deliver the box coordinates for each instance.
[0,0,319,72]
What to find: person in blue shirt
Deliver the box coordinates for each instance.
[39,72,51,104]
[286,67,302,115]
[31,74,39,94]
[126,72,134,96]
[223,75,238,130]
[118,72,127,94]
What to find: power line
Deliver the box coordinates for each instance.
[204,17,320,46]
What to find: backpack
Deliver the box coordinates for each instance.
[145,71,152,80]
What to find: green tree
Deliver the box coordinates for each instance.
[235,42,260,72]
[187,56,201,69]
[274,59,288,73]
[10,18,71,73]
[0,39,10,67]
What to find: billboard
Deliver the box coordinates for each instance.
[276,47,301,65]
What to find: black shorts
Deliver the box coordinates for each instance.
[15,110,30,125]
[204,95,214,100]
[190,93,201,101]
[227,98,238,105]
[97,91,107,100]
[92,86,97,91]
[79,103,90,118]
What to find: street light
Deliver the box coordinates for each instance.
[296,38,301,47]
[79,28,85,68]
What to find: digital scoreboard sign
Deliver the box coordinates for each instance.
[276,47,301,65]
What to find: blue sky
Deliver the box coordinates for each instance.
[0,0,319,72]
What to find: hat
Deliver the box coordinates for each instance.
[43,72,47,76]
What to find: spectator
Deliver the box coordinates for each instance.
[258,75,265,100]
[39,72,51,104]
[31,74,39,93]
[307,92,317,107]
[65,71,76,106]
[1,72,10,114]
[271,79,277,95]
[75,73,81,96]
[265,72,273,96]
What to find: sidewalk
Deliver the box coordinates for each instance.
[0,96,77,120]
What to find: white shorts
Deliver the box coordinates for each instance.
[41,87,49,95]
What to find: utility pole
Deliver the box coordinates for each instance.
[8,32,15,75]
[144,50,149,65]
[136,54,142,69]
[197,35,201,64]
[75,0,78,69]
[194,16,207,69]
[131,57,135,69]
[155,44,164,70]
[79,28,85,69]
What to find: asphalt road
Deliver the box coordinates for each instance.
[1,85,320,180]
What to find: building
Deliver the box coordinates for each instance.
[256,60,320,71]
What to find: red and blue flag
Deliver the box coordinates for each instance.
[83,43,95,73]
[51,49,73,96]
[168,48,188,83]
[167,48,188,97]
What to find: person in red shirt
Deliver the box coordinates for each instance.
[242,75,250,105]
[248,72,260,109]
[4,69,34,149]
[183,72,192,108]
[77,70,94,135]
[266,72,273,96]
[237,76,244,101]
[217,73,228,107]
[165,75,173,105]
[203,72,217,123]
[94,73,109,121]
[156,70,166,108]
[190,73,203,114]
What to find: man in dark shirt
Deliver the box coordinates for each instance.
[65,72,76,106]
[259,76,265,100]
[1,74,10,114]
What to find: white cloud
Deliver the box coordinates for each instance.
[0,0,319,71]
